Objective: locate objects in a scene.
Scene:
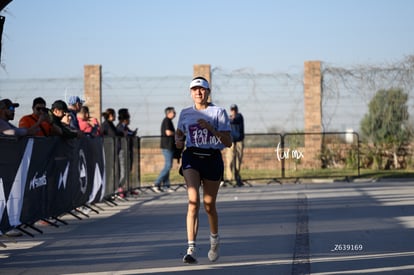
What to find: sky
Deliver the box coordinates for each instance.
[1,0,413,79]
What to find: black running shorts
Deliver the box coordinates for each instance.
[180,147,223,181]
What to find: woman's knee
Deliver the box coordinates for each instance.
[204,201,216,215]
[188,199,200,214]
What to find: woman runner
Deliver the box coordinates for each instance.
[175,76,232,264]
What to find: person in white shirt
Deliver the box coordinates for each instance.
[175,77,232,264]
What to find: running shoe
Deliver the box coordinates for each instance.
[183,246,197,264]
[208,235,220,262]
[151,186,162,193]
[165,187,174,193]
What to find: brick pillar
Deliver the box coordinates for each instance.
[84,65,102,124]
[303,61,322,168]
[193,64,212,102]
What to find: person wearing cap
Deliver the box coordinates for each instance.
[0,98,42,136]
[175,76,232,264]
[49,100,78,138]
[19,97,60,137]
[67,95,84,130]
[224,104,245,186]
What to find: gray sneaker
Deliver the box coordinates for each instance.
[165,187,174,193]
[5,229,23,237]
[208,235,220,262]
[151,186,162,193]
[183,246,197,264]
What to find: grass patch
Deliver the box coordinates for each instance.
[358,169,414,179]
[139,168,414,185]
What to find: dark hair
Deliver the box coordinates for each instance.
[102,108,115,121]
[51,100,68,111]
[164,106,175,115]
[32,97,46,108]
[79,106,90,114]
[192,76,208,82]
[118,108,130,121]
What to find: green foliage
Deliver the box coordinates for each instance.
[360,88,411,169]
[360,88,410,145]
[345,145,359,169]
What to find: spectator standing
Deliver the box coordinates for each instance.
[77,106,101,136]
[175,77,232,264]
[116,108,137,196]
[224,104,245,187]
[67,96,84,130]
[0,99,37,237]
[19,97,59,137]
[102,108,127,197]
[101,108,124,137]
[116,108,137,138]
[152,107,176,193]
[50,100,78,138]
[0,98,41,136]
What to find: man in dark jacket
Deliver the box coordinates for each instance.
[50,100,79,138]
[224,104,245,186]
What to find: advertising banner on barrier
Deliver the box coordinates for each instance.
[0,137,31,232]
[0,136,105,234]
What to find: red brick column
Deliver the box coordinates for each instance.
[84,65,102,124]
[303,61,322,168]
[193,64,212,102]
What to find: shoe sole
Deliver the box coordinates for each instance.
[183,254,197,264]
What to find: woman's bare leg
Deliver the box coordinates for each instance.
[183,169,201,242]
[202,179,220,235]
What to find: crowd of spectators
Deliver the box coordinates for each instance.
[0,96,132,140]
[0,96,138,235]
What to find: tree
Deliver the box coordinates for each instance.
[360,88,411,169]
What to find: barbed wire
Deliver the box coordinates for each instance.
[1,56,413,136]
[322,55,414,132]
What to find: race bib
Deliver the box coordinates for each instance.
[189,123,221,147]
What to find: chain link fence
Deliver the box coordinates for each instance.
[2,58,414,188]
[2,57,413,137]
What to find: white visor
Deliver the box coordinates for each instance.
[189,78,210,90]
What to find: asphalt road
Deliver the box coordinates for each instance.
[1,179,413,275]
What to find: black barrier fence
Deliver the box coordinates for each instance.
[0,132,360,234]
[134,135,185,192]
[242,132,360,182]
[0,136,106,234]
[137,132,360,186]
[280,132,360,180]
[0,135,143,235]
[102,136,140,196]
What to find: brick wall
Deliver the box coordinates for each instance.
[83,62,324,172]
[139,147,282,173]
